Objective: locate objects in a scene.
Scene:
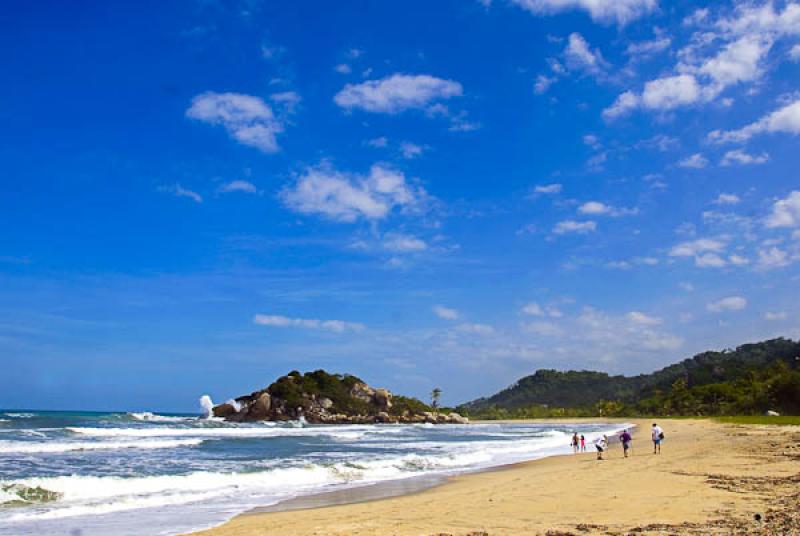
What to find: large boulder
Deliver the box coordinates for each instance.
[319,397,334,410]
[447,412,469,424]
[373,388,392,409]
[248,393,272,420]
[350,382,376,403]
[211,403,238,418]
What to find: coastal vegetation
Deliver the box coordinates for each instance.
[458,338,800,419]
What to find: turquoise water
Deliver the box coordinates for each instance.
[0,410,627,535]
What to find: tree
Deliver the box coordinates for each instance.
[430,387,442,410]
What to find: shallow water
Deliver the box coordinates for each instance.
[0,410,628,535]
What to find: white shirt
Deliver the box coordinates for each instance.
[652,425,663,440]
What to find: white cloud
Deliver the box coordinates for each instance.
[334,63,352,74]
[334,74,462,114]
[509,0,658,26]
[383,233,428,252]
[161,183,202,203]
[764,311,788,321]
[709,99,800,143]
[706,296,747,313]
[669,238,727,258]
[720,149,769,166]
[695,253,727,268]
[186,92,287,153]
[791,44,800,62]
[400,142,425,159]
[521,302,544,316]
[756,247,790,269]
[534,183,562,194]
[713,193,740,205]
[578,201,637,217]
[604,74,702,119]
[534,74,556,94]
[626,36,671,57]
[433,305,459,320]
[626,311,662,325]
[603,90,640,120]
[253,314,365,332]
[607,3,800,120]
[578,201,610,215]
[728,254,749,266]
[564,33,606,75]
[281,163,425,222]
[553,220,596,234]
[678,153,709,169]
[365,136,388,148]
[219,180,257,194]
[765,191,800,228]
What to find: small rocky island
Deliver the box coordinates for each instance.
[211,370,468,424]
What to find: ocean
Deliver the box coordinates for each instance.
[0,409,629,535]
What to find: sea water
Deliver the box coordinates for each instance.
[0,410,629,535]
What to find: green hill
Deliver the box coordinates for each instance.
[458,338,800,418]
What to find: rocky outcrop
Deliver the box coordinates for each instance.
[210,370,468,425]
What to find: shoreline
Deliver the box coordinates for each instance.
[189,418,800,535]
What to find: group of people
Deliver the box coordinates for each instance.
[570,432,586,452]
[572,423,665,460]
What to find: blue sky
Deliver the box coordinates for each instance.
[1,0,799,412]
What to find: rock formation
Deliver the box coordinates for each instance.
[210,370,468,425]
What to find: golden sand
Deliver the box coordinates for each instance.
[189,419,800,535]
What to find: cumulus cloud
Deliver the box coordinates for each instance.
[669,238,732,267]
[253,314,365,332]
[606,3,800,120]
[764,311,788,320]
[713,193,740,205]
[578,201,638,217]
[219,180,257,194]
[709,99,800,143]
[765,191,800,228]
[678,153,709,169]
[281,163,426,222]
[706,296,747,313]
[186,92,288,153]
[433,305,459,320]
[509,0,658,26]
[383,233,428,252]
[534,74,556,94]
[791,44,800,62]
[720,149,769,166]
[334,74,463,114]
[564,33,607,75]
[756,247,790,269]
[553,220,596,234]
[626,35,671,57]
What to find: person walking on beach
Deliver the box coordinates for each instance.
[580,435,586,451]
[651,423,664,454]
[595,435,608,460]
[619,429,633,458]
[571,432,580,453]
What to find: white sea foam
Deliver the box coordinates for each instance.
[66,424,387,440]
[0,438,205,454]
[2,413,35,419]
[127,412,196,423]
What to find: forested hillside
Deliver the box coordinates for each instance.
[459,338,800,418]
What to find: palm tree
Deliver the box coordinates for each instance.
[430,387,442,410]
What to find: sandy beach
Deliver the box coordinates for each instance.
[190,419,800,535]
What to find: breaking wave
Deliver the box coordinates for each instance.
[0,438,205,454]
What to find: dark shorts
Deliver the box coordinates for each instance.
[596,445,604,452]
[653,439,662,445]
[623,441,631,450]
